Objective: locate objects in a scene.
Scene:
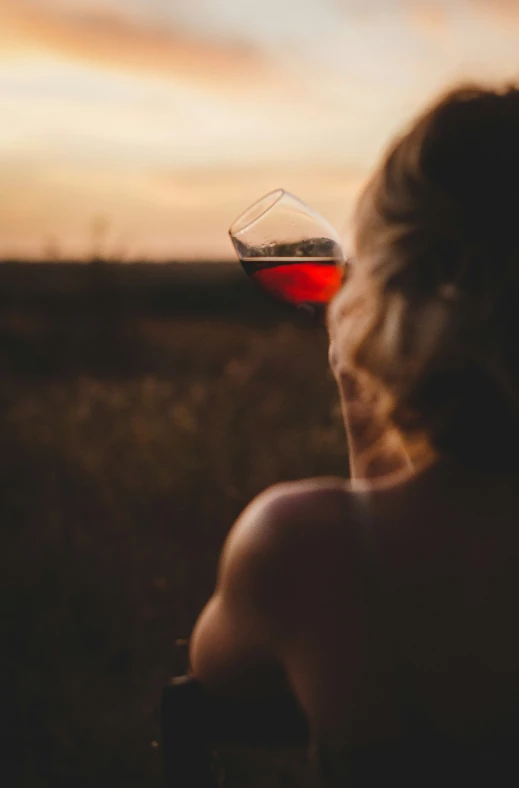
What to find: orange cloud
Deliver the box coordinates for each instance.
[0,0,274,91]
[471,0,519,29]
[409,3,450,42]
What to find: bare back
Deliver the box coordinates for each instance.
[277,460,519,747]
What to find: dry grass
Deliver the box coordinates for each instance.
[1,310,348,787]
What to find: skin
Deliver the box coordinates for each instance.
[189,284,519,748]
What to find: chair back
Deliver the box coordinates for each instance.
[161,675,309,787]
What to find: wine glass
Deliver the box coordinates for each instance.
[229,189,346,309]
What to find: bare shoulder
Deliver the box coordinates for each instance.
[218,477,362,600]
[226,477,355,546]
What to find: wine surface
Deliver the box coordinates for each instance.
[241,257,343,306]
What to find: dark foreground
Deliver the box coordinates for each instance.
[1,262,348,788]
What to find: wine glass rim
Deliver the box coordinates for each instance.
[229,188,286,238]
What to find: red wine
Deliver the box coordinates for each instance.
[241,257,344,307]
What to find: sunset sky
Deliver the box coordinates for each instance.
[1,0,518,260]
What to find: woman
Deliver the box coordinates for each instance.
[189,83,519,784]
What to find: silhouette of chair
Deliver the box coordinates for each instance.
[161,675,309,788]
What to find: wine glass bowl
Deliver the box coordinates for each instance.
[229,190,345,308]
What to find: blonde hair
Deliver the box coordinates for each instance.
[330,83,519,472]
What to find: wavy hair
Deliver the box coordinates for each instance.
[329,83,519,472]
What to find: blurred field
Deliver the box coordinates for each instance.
[1,262,349,788]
